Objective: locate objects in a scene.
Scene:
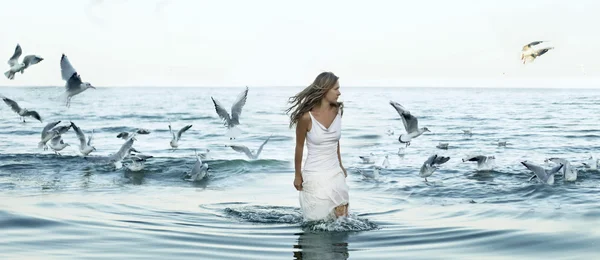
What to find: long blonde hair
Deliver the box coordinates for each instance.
[286,72,344,128]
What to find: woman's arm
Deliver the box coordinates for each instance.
[294,113,310,190]
[337,141,346,177]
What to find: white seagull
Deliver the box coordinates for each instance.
[545,158,577,182]
[124,152,153,171]
[389,101,430,147]
[436,142,449,150]
[4,44,43,80]
[60,54,95,107]
[211,86,249,139]
[419,154,450,182]
[70,121,96,156]
[462,155,496,171]
[38,121,69,150]
[168,121,192,149]
[228,134,272,160]
[185,150,210,182]
[521,41,553,64]
[521,161,563,185]
[48,134,70,155]
[2,96,42,122]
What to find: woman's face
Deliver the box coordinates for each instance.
[324,81,341,104]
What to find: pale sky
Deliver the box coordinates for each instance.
[0,0,598,87]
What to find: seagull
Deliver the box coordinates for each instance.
[419,154,450,182]
[108,136,137,168]
[545,158,577,181]
[462,155,495,171]
[116,128,151,140]
[436,142,449,150]
[70,121,96,156]
[389,101,430,147]
[380,154,390,169]
[4,44,43,80]
[359,166,381,180]
[496,140,508,147]
[2,96,42,122]
[60,54,95,108]
[185,150,210,182]
[582,154,598,170]
[520,41,553,64]
[38,121,64,150]
[48,134,70,155]
[462,129,473,136]
[168,121,192,149]
[124,152,153,171]
[359,153,376,164]
[211,86,249,139]
[229,135,272,160]
[521,161,563,185]
[397,147,406,157]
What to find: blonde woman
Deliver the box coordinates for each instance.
[286,72,349,221]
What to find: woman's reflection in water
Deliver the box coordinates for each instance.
[293,230,349,260]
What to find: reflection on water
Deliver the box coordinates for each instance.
[294,231,350,260]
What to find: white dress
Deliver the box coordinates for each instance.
[299,109,349,221]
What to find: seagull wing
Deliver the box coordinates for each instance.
[70,122,87,148]
[110,137,135,162]
[230,86,249,126]
[23,110,42,122]
[2,97,21,113]
[390,101,419,133]
[87,129,94,146]
[60,54,78,81]
[42,121,62,138]
[521,161,549,182]
[533,47,553,58]
[211,97,232,126]
[255,134,272,158]
[522,41,544,51]
[230,145,254,159]
[22,55,43,68]
[8,44,22,66]
[176,125,192,140]
[433,155,450,165]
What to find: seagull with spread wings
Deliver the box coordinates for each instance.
[70,121,96,156]
[211,86,249,139]
[2,96,42,122]
[169,121,192,149]
[59,54,95,107]
[4,44,43,80]
[389,101,430,147]
[228,134,272,160]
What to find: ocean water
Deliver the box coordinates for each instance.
[1,86,600,259]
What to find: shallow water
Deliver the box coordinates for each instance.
[1,86,599,259]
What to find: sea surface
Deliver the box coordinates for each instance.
[1,86,600,259]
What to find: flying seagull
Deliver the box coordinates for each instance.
[4,44,43,80]
[228,134,272,160]
[419,154,450,182]
[2,96,42,122]
[60,54,95,108]
[70,121,96,156]
[211,86,249,139]
[168,121,192,149]
[389,101,430,147]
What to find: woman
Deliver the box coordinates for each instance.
[286,71,349,221]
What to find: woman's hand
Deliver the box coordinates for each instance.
[294,175,303,191]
